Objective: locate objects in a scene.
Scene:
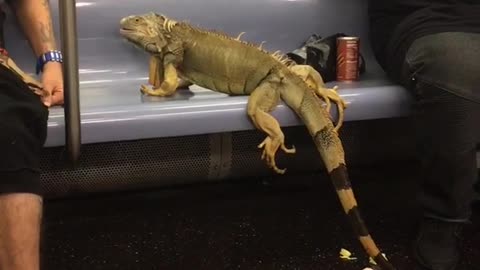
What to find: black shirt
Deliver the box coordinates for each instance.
[368,0,480,80]
[0,6,5,48]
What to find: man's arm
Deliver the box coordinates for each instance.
[8,0,64,106]
[8,0,57,57]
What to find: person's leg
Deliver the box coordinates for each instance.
[413,86,479,222]
[0,193,43,270]
[398,32,480,270]
[411,83,479,270]
[0,64,49,270]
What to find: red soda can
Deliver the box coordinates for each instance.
[336,36,360,82]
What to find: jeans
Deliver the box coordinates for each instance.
[397,32,480,222]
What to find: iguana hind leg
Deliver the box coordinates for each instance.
[247,78,296,174]
[289,65,346,132]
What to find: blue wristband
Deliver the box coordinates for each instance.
[36,50,63,74]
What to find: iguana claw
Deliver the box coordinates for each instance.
[257,136,296,174]
[140,84,149,95]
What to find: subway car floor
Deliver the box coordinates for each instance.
[41,162,480,270]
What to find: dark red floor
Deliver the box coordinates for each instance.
[41,163,480,270]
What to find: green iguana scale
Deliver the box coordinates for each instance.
[119,12,395,270]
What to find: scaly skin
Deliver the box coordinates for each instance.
[119,12,395,270]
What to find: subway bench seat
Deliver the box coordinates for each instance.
[36,56,415,197]
[45,66,413,148]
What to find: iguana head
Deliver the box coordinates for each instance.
[119,12,173,54]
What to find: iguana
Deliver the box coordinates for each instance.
[119,12,395,270]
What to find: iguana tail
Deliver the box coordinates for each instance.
[281,86,396,270]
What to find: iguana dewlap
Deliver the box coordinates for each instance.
[119,12,395,270]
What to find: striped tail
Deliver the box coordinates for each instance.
[288,88,396,270]
[328,163,395,270]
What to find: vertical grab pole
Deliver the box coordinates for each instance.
[59,0,81,166]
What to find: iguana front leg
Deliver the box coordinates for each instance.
[289,65,346,132]
[148,55,191,90]
[247,77,296,174]
[148,55,163,88]
[141,54,180,96]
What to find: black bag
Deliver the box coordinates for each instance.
[287,33,366,82]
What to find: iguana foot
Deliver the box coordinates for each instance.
[313,85,346,132]
[140,83,176,96]
[141,62,180,96]
[289,64,347,132]
[247,75,297,174]
[258,136,296,174]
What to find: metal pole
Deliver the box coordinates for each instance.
[59,0,81,166]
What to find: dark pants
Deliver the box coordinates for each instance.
[0,64,48,196]
[397,32,480,222]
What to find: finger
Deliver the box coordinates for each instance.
[42,95,51,106]
[41,86,53,107]
[51,90,64,105]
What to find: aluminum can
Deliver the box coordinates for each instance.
[336,36,360,82]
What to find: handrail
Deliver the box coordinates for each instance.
[59,0,81,166]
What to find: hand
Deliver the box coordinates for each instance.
[41,61,64,107]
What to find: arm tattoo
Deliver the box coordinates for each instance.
[39,21,53,44]
[39,0,56,47]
